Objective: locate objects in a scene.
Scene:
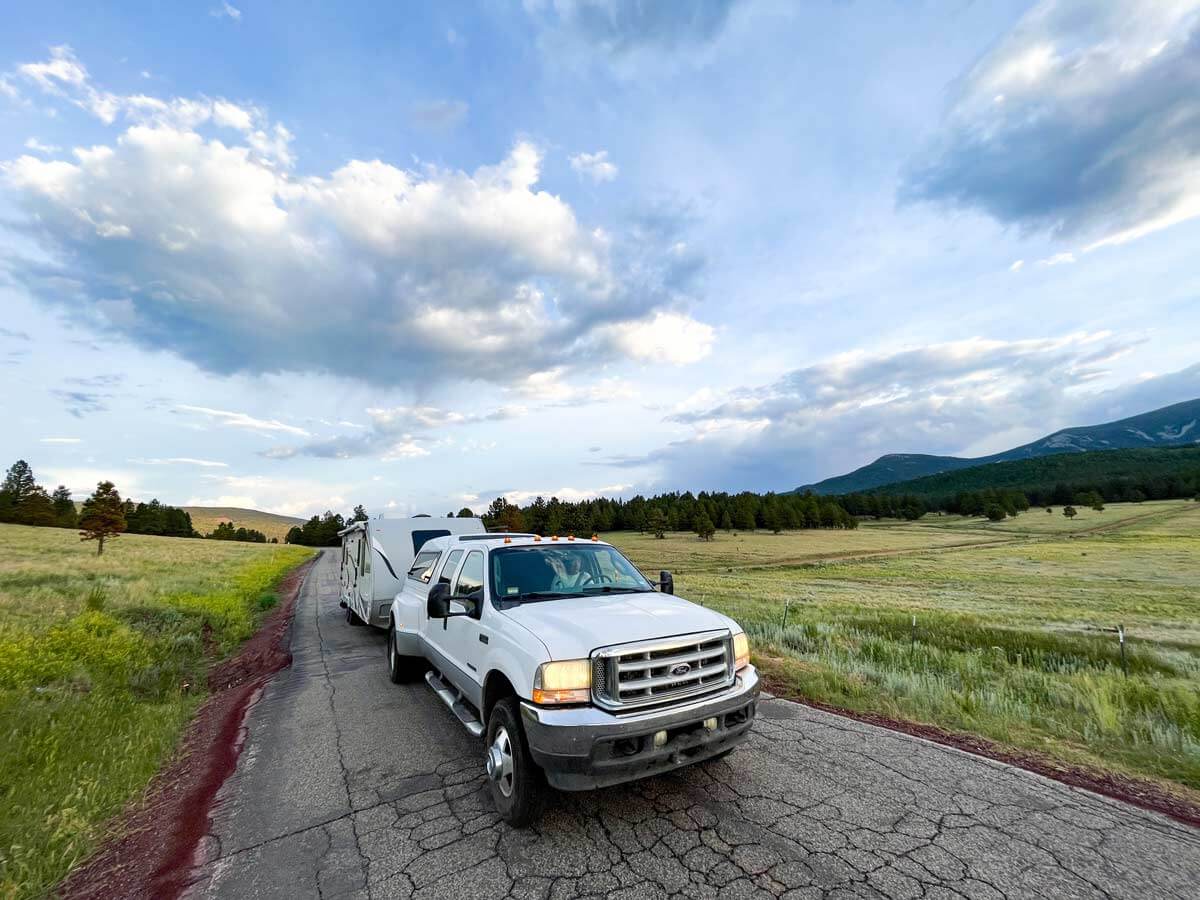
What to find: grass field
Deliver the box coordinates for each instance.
[609,499,1200,796]
[0,524,311,899]
[182,506,305,542]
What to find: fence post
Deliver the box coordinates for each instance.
[1118,624,1127,677]
[781,599,790,630]
[910,614,916,654]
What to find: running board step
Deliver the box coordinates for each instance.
[424,670,484,737]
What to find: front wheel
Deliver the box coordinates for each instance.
[485,698,544,827]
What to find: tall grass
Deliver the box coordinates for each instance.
[608,501,1200,794]
[0,525,312,899]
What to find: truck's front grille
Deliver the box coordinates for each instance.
[591,630,733,711]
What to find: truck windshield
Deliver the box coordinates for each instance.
[490,544,653,602]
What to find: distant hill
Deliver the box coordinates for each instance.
[856,446,1200,502]
[794,398,1200,495]
[182,507,305,542]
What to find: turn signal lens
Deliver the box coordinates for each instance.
[532,659,591,705]
[733,632,750,671]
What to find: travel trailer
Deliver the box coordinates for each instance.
[338,516,485,627]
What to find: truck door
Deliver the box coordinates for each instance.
[436,549,486,700]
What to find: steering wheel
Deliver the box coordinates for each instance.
[579,572,613,587]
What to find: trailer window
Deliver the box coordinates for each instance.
[437,550,464,586]
[412,529,451,554]
[407,550,441,583]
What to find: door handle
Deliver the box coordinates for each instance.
[478,634,489,645]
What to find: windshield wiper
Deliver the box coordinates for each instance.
[512,591,583,602]
[579,585,644,594]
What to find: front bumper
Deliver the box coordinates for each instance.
[520,666,759,791]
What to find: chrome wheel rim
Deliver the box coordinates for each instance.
[490,726,515,797]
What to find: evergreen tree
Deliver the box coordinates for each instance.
[719,510,733,531]
[457,507,475,519]
[352,504,369,522]
[19,487,56,526]
[1063,505,1077,519]
[647,509,668,539]
[79,481,127,555]
[693,511,716,541]
[51,485,77,528]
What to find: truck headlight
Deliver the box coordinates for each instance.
[532,659,591,705]
[733,632,750,671]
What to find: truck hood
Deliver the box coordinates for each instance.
[500,591,740,661]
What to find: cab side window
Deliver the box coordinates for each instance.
[406,550,441,583]
[454,551,485,617]
[437,550,464,587]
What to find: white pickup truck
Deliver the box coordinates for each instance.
[386,532,759,825]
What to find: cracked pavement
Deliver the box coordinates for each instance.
[188,549,1200,899]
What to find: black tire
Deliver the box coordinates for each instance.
[346,604,364,626]
[485,697,545,827]
[386,623,420,683]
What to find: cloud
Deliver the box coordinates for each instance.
[411,99,469,129]
[128,457,229,468]
[176,405,311,437]
[601,311,714,365]
[265,403,526,460]
[0,327,31,340]
[902,1,1200,249]
[52,389,108,417]
[623,332,1171,490]
[569,150,618,182]
[1,48,712,390]
[1009,260,1024,272]
[9,46,290,164]
[211,2,241,22]
[1037,252,1076,267]
[24,138,61,154]
[473,482,634,510]
[40,437,81,444]
[188,473,352,518]
[527,0,741,57]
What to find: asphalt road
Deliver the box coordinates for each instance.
[189,549,1200,899]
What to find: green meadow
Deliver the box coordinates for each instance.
[610,500,1200,797]
[0,524,311,899]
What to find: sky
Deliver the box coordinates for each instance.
[1,0,1198,519]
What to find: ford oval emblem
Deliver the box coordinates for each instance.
[670,663,692,677]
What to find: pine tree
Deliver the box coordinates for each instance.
[79,481,127,555]
[719,510,733,531]
[693,512,716,541]
[352,504,369,522]
[19,487,56,526]
[647,509,668,539]
[51,485,77,528]
[0,459,38,523]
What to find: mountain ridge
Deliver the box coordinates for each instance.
[793,398,1200,495]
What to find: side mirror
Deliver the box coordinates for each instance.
[659,570,674,595]
[427,582,451,619]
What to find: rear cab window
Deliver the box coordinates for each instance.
[406,549,441,583]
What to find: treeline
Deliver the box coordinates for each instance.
[856,448,1200,517]
[480,490,858,536]
[1,458,278,545]
[285,505,369,546]
[207,521,268,543]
